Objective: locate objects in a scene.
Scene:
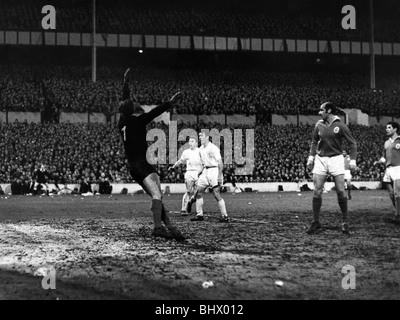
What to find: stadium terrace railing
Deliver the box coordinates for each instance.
[1,111,399,126]
[0,30,400,56]
[0,181,384,195]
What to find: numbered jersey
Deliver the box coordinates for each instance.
[119,116,148,161]
[118,101,171,161]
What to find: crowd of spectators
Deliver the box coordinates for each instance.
[1,65,400,117]
[1,0,400,42]
[0,121,389,190]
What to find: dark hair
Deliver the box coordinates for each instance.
[119,100,134,114]
[119,99,143,116]
[387,121,400,133]
[322,102,339,114]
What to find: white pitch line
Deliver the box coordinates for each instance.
[204,215,269,224]
[170,211,270,224]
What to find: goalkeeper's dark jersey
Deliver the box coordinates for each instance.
[118,81,172,162]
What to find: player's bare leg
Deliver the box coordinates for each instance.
[190,187,205,221]
[211,186,229,222]
[181,192,190,214]
[386,182,396,209]
[307,173,326,234]
[346,179,352,200]
[181,180,194,216]
[333,174,350,234]
[141,173,185,241]
[141,173,164,227]
[140,176,171,226]
[186,184,198,214]
[44,183,50,196]
[393,179,400,224]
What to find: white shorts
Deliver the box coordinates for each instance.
[184,170,199,184]
[198,167,219,189]
[386,166,400,181]
[312,154,345,177]
[344,170,351,180]
[383,170,391,183]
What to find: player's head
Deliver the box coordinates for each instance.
[319,102,337,121]
[119,99,143,117]
[188,137,198,149]
[199,131,209,146]
[386,122,400,137]
[343,150,347,156]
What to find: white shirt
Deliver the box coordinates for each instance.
[180,148,202,171]
[199,142,221,167]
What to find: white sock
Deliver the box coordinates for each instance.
[218,199,227,216]
[196,198,204,216]
[182,193,189,211]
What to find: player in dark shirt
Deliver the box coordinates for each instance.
[118,68,185,241]
[306,102,357,235]
[33,164,51,195]
[99,175,112,194]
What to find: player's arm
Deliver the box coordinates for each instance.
[342,124,357,169]
[118,68,135,119]
[307,124,319,170]
[169,151,187,171]
[169,158,184,171]
[215,148,223,184]
[139,92,181,124]
[122,68,130,100]
[170,159,183,170]
[373,148,386,166]
[217,158,224,184]
[373,158,386,166]
[197,165,204,177]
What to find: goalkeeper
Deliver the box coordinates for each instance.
[118,68,186,241]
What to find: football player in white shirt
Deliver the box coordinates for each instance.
[169,137,203,216]
[190,131,229,222]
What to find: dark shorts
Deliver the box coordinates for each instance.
[128,159,156,183]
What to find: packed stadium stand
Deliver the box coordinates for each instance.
[1,65,400,116]
[0,121,387,187]
[0,0,399,188]
[1,0,400,41]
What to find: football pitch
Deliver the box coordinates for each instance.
[0,190,399,300]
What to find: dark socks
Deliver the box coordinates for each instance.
[338,196,348,223]
[390,194,396,208]
[151,199,163,228]
[312,197,322,222]
[161,204,172,226]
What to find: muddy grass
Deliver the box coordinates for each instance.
[0,190,399,300]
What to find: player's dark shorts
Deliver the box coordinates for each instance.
[128,159,156,183]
